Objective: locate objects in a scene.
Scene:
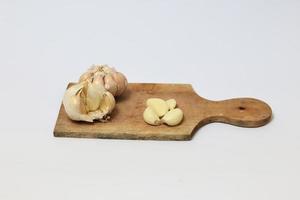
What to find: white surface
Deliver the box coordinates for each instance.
[0,0,299,199]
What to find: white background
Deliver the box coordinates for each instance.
[0,0,299,199]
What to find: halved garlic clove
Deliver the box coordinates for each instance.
[161,108,184,126]
[146,98,169,117]
[166,99,176,110]
[143,107,161,126]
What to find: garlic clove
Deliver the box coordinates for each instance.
[143,107,161,126]
[166,99,176,110]
[99,91,116,115]
[63,83,94,122]
[146,98,169,117]
[104,74,118,96]
[93,72,105,86]
[86,81,103,112]
[161,108,184,126]
[112,72,128,96]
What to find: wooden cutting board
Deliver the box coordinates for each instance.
[54,83,272,140]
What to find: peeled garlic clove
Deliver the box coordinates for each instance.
[112,72,128,96]
[166,99,176,110]
[146,98,169,117]
[104,74,118,96]
[143,107,161,126]
[161,108,184,126]
[63,83,94,122]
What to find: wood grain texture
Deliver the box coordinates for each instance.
[53,83,272,140]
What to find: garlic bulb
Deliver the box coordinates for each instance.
[79,64,128,97]
[63,81,115,122]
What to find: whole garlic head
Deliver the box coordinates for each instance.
[79,64,128,97]
[63,81,115,122]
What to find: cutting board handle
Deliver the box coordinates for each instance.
[206,98,272,128]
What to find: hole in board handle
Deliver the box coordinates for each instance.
[238,106,246,110]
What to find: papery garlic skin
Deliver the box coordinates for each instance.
[79,64,128,97]
[104,74,118,96]
[112,72,127,96]
[63,81,115,122]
